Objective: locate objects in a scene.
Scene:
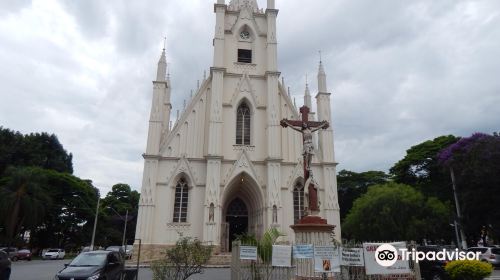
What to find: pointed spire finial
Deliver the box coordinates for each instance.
[305,74,308,86]
[319,50,322,63]
[156,40,167,81]
[163,36,167,51]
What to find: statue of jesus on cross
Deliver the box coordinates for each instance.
[280,105,329,214]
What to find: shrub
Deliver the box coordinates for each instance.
[151,237,213,280]
[444,260,493,280]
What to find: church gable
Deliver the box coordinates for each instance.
[225,73,262,108]
[222,150,263,187]
[284,160,304,190]
[165,154,200,187]
[227,0,264,36]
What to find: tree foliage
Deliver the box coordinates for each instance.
[99,184,140,246]
[0,127,73,175]
[390,135,458,202]
[438,133,500,242]
[151,237,213,280]
[337,170,390,221]
[0,127,141,250]
[343,182,451,242]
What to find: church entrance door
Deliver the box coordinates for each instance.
[225,197,248,251]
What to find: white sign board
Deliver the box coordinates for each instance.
[293,244,314,259]
[240,246,257,260]
[363,242,411,275]
[272,245,292,267]
[314,246,340,273]
[341,247,365,267]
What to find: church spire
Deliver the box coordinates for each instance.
[304,79,312,109]
[318,55,328,93]
[156,41,167,82]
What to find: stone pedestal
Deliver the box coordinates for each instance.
[291,216,336,280]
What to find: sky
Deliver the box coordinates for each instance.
[0,0,499,194]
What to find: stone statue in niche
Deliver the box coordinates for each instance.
[209,203,215,222]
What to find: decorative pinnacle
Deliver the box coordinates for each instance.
[319,50,322,63]
[163,36,167,51]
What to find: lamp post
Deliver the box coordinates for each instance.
[90,197,100,251]
[74,194,101,251]
[450,167,467,249]
[107,207,129,247]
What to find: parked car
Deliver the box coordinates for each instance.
[105,246,124,254]
[54,250,124,280]
[0,248,17,262]
[16,249,32,261]
[417,246,450,280]
[124,245,133,260]
[467,247,500,268]
[0,250,11,280]
[43,249,65,260]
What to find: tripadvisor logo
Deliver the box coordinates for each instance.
[374,243,481,267]
[375,244,398,267]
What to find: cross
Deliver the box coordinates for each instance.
[280,105,329,213]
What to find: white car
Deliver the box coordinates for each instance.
[43,249,65,260]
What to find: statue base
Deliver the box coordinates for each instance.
[291,215,337,279]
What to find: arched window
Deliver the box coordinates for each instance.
[173,178,189,223]
[293,183,304,224]
[236,102,251,145]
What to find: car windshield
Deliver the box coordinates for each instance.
[70,252,107,267]
[47,250,59,253]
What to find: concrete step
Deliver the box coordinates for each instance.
[207,253,232,266]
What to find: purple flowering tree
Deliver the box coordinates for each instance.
[437,133,500,244]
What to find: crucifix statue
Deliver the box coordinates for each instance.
[280,106,329,214]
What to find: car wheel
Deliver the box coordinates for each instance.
[11,256,17,262]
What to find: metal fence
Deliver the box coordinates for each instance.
[231,241,421,280]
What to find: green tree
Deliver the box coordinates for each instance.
[343,182,451,242]
[390,135,459,202]
[100,184,140,246]
[0,167,51,244]
[0,127,73,175]
[28,170,99,250]
[438,133,500,243]
[337,170,390,221]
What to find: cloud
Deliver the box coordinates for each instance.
[0,0,499,195]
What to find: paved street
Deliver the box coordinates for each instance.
[486,269,500,280]
[10,259,230,280]
[10,259,498,280]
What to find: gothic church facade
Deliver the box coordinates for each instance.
[135,0,341,255]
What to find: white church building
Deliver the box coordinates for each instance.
[135,0,341,257]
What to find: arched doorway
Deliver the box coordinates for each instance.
[221,173,264,252]
[226,198,248,251]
